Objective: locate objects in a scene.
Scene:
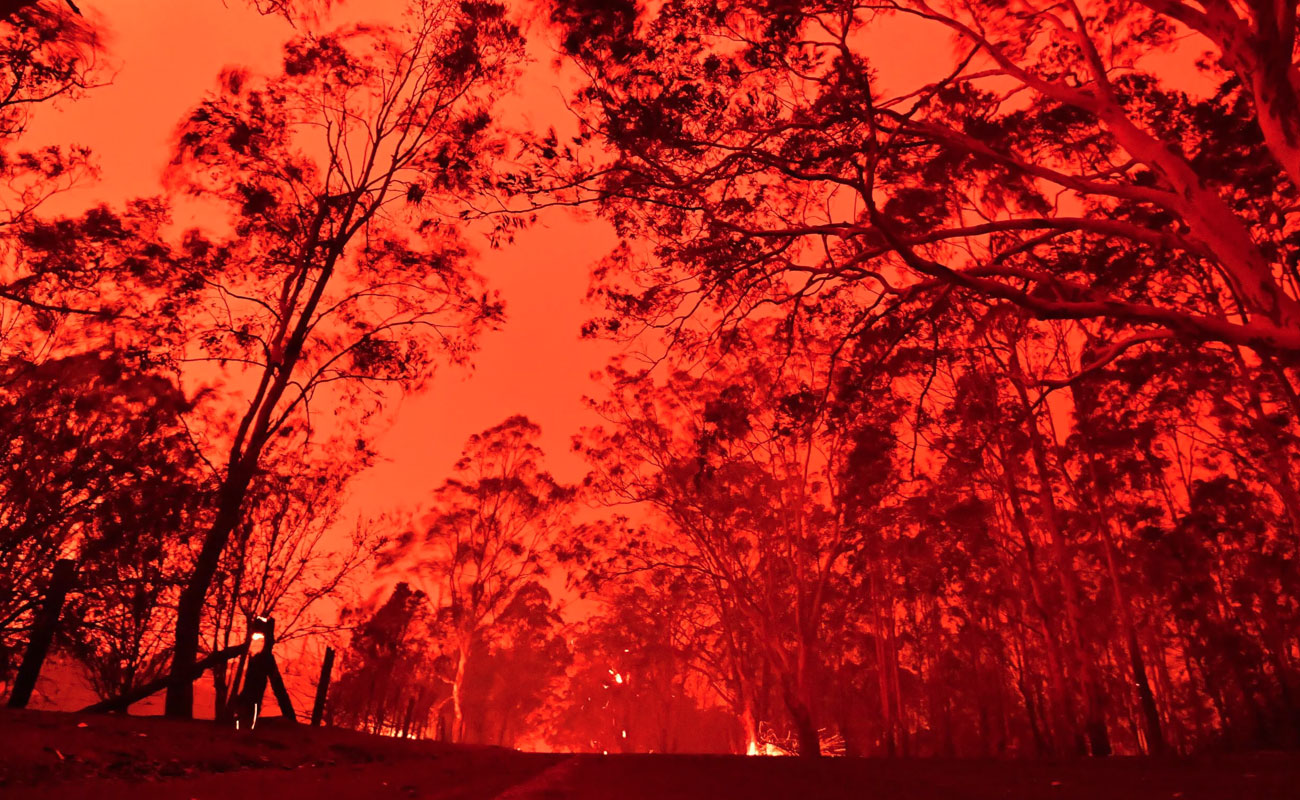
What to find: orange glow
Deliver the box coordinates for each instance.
[4,0,1295,764]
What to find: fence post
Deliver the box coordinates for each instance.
[310,647,335,727]
[266,656,297,722]
[235,616,276,729]
[7,559,76,709]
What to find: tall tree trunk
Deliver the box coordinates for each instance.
[1151,635,1185,753]
[1229,346,1300,546]
[740,701,759,754]
[165,477,252,718]
[996,451,1077,755]
[888,607,908,756]
[1010,621,1049,756]
[1093,509,1164,754]
[1068,400,1167,755]
[784,683,820,757]
[451,637,470,743]
[1009,351,1111,756]
[868,569,896,757]
[164,196,350,718]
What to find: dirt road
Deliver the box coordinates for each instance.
[3,710,1298,799]
[8,750,1300,800]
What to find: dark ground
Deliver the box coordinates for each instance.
[2,709,1297,799]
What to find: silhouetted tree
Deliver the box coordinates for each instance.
[391,415,572,741]
[161,0,521,717]
[205,461,381,720]
[545,575,736,754]
[459,581,570,747]
[0,351,197,695]
[582,318,902,756]
[330,581,446,736]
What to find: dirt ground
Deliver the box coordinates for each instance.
[2,709,1297,799]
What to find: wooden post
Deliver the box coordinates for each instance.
[234,616,274,729]
[266,656,297,723]
[7,559,76,709]
[310,647,335,727]
[219,615,256,723]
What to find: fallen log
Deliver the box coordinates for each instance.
[81,643,246,714]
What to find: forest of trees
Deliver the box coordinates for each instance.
[2,0,1300,760]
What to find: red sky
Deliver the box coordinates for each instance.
[12,0,1224,721]
[20,0,1209,539]
[23,0,620,528]
[18,0,629,710]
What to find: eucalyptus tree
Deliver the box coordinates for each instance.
[394,416,571,741]
[548,0,1300,361]
[161,0,522,716]
[581,316,902,756]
